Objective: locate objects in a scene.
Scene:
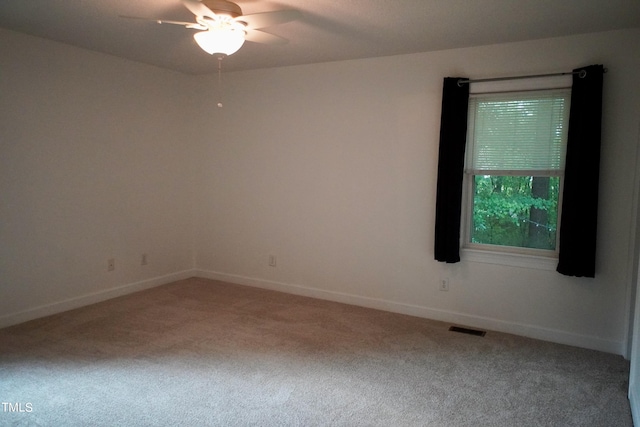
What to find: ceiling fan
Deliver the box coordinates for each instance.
[122,0,301,56]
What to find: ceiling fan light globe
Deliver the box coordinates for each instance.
[194,29,245,56]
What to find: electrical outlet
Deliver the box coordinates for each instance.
[107,258,115,272]
[268,255,277,267]
[439,277,449,292]
[141,253,148,266]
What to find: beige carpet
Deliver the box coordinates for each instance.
[0,277,632,426]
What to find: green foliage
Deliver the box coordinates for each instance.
[471,175,559,250]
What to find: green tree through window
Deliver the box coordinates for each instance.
[472,175,559,250]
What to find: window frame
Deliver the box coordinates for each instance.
[460,82,572,269]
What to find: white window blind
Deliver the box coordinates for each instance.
[466,89,571,176]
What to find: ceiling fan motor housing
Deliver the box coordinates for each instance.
[202,0,243,18]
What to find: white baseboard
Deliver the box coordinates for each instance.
[630,381,640,427]
[196,269,624,355]
[1,268,624,355]
[0,269,197,329]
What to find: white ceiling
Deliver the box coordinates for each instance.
[1,0,639,75]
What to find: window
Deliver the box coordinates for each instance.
[435,66,603,274]
[462,89,571,257]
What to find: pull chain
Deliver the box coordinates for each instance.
[217,56,224,108]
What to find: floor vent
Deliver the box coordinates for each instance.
[449,326,486,337]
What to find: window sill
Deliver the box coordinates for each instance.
[461,248,558,271]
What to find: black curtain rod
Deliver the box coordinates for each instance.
[456,69,607,87]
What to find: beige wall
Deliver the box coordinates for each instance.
[0,29,198,323]
[1,27,639,358]
[193,29,640,355]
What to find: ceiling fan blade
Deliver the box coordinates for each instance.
[182,0,216,19]
[244,29,289,45]
[119,15,206,30]
[238,10,301,30]
[157,19,207,29]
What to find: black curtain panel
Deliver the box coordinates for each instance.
[434,78,470,263]
[557,65,605,277]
